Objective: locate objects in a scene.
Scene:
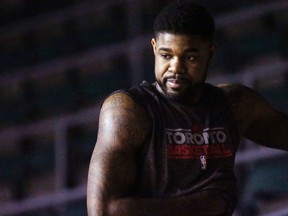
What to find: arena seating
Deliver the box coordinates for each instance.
[0,0,288,215]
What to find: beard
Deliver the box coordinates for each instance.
[156,63,209,104]
[156,79,205,105]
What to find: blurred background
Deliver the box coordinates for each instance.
[0,0,288,215]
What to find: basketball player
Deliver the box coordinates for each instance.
[87,1,288,215]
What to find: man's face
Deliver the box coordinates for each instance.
[151,32,216,102]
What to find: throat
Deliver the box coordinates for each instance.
[155,82,203,105]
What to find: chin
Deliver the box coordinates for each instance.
[157,81,203,102]
[165,90,189,103]
[166,85,204,104]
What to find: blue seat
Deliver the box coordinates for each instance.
[79,26,120,50]
[236,32,279,59]
[36,36,80,61]
[0,154,23,183]
[80,70,129,102]
[245,157,288,196]
[24,145,55,176]
[66,200,87,216]
[1,48,38,71]
[0,99,28,128]
[240,156,288,215]
[36,83,76,116]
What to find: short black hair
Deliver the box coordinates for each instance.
[154,1,215,42]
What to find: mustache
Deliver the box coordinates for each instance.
[164,74,190,81]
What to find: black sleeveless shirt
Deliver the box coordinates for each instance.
[117,81,240,202]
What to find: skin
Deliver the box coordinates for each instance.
[87,33,288,215]
[218,83,288,150]
[152,33,216,104]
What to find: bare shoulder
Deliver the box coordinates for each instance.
[102,91,142,112]
[97,91,150,151]
[217,83,262,99]
[217,83,288,149]
[217,82,269,107]
[101,91,149,125]
[216,83,273,135]
[217,82,273,105]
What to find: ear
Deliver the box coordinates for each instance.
[208,43,217,65]
[151,38,157,55]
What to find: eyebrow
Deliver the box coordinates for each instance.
[158,47,199,53]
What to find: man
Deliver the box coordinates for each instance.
[87,1,288,215]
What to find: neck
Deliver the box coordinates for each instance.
[155,82,204,106]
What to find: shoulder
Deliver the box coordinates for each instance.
[100,91,150,128]
[216,83,288,148]
[217,83,257,97]
[101,91,141,112]
[216,83,270,107]
[215,83,273,135]
[98,91,150,150]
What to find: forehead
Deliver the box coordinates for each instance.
[155,33,208,51]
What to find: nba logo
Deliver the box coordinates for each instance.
[200,155,207,170]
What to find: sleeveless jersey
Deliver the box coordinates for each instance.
[117,81,240,203]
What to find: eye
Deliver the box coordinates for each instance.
[160,54,172,60]
[185,55,196,61]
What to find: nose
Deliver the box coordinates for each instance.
[168,57,185,74]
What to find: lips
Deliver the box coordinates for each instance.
[166,77,188,89]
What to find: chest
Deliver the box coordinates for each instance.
[157,103,236,160]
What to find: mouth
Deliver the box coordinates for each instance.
[166,76,189,90]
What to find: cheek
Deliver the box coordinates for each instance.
[187,62,208,79]
[154,65,162,82]
[154,59,167,78]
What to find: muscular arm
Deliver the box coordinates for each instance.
[87,92,231,216]
[87,92,149,215]
[219,83,288,150]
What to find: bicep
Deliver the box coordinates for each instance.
[87,93,150,215]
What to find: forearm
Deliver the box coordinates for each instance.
[87,152,138,216]
[108,190,232,216]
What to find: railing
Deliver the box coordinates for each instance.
[263,208,288,216]
[0,186,86,215]
[0,0,124,40]
[216,0,288,27]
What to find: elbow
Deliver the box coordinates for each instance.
[87,198,101,216]
[107,199,128,216]
[86,198,123,216]
[86,196,109,216]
